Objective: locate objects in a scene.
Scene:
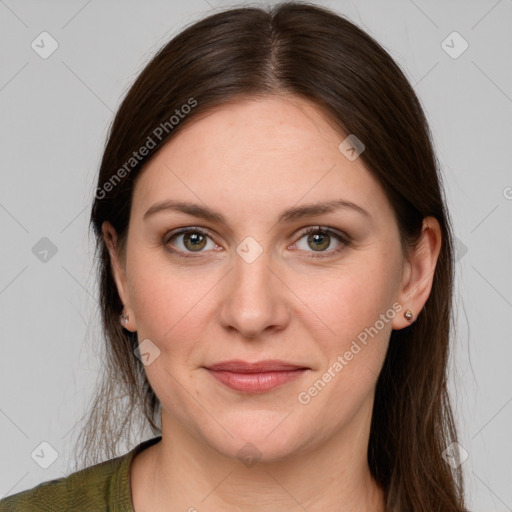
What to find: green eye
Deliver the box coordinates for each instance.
[293,226,350,258]
[164,228,214,256]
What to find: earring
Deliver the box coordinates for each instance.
[404,309,413,322]
[120,311,129,326]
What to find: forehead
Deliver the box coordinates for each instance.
[131,95,390,223]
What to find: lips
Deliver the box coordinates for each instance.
[205,359,308,373]
[204,359,309,393]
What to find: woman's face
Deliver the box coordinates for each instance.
[106,95,412,462]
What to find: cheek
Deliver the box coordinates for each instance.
[293,260,398,343]
[127,253,220,349]
[295,269,393,425]
[290,258,397,404]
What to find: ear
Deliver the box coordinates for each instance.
[392,216,442,330]
[102,221,136,332]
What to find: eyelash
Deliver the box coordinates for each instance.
[163,226,350,259]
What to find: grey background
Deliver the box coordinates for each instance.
[1,0,511,509]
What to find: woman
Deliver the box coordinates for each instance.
[0,2,467,511]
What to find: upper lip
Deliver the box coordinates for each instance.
[204,359,308,373]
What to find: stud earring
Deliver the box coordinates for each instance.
[120,311,129,326]
[404,309,413,321]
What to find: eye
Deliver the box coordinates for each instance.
[164,227,217,257]
[292,226,350,258]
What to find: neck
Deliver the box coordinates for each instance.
[134,406,386,512]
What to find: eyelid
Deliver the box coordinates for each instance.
[163,226,219,255]
[163,226,216,244]
[290,226,350,258]
[294,225,350,243]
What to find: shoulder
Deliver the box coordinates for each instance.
[0,436,162,512]
[0,455,125,512]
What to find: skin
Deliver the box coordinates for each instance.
[103,95,442,512]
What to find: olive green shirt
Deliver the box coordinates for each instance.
[0,435,162,512]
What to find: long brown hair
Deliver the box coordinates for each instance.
[78,2,465,510]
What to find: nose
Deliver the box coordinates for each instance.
[217,246,291,339]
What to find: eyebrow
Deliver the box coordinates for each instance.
[143,198,372,224]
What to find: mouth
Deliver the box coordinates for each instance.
[203,359,309,393]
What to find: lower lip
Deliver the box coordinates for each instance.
[206,369,307,393]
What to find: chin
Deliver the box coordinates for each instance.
[203,413,306,464]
